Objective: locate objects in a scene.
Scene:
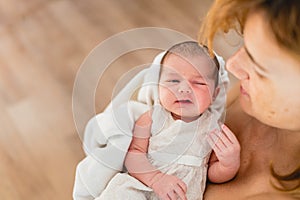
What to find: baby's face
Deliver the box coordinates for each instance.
[159,53,216,122]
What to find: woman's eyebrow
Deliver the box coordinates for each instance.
[244,46,267,72]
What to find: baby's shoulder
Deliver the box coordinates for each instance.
[135,110,153,126]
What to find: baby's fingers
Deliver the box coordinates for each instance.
[165,183,186,200]
[207,130,218,149]
[221,124,239,145]
[174,182,187,200]
[207,129,225,152]
[177,180,187,193]
[167,190,177,200]
[215,129,232,148]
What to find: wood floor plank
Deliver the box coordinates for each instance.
[0,29,40,104]
[0,100,54,200]
[47,0,103,52]
[6,84,84,199]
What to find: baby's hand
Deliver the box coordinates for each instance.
[150,173,187,200]
[208,124,241,171]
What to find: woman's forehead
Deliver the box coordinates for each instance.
[244,10,300,74]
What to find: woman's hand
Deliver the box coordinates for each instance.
[150,172,187,200]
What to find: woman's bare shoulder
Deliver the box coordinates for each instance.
[245,192,299,200]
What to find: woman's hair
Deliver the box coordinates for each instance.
[161,41,220,87]
[270,164,300,197]
[199,0,300,60]
[198,0,300,195]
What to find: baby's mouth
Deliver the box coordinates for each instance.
[175,99,192,103]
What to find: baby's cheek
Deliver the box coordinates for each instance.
[159,89,171,105]
[161,87,177,98]
[195,92,213,106]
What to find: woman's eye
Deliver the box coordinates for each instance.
[254,70,265,79]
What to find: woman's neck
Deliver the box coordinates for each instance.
[245,118,300,171]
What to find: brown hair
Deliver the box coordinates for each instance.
[199,0,300,60]
[199,0,300,195]
[161,41,220,87]
[270,164,300,197]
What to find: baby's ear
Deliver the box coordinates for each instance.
[212,86,220,101]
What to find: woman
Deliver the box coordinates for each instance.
[199,0,300,199]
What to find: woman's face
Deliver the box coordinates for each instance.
[226,10,300,131]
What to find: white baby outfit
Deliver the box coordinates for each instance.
[98,106,214,200]
[73,47,229,200]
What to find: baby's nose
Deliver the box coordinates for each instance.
[178,81,191,93]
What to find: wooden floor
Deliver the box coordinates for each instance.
[0,0,241,199]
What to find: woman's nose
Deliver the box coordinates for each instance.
[226,48,249,80]
[178,81,191,93]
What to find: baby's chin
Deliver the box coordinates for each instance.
[171,112,201,122]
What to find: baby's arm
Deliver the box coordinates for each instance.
[124,111,187,200]
[207,124,241,183]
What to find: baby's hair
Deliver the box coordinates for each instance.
[161,41,220,86]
